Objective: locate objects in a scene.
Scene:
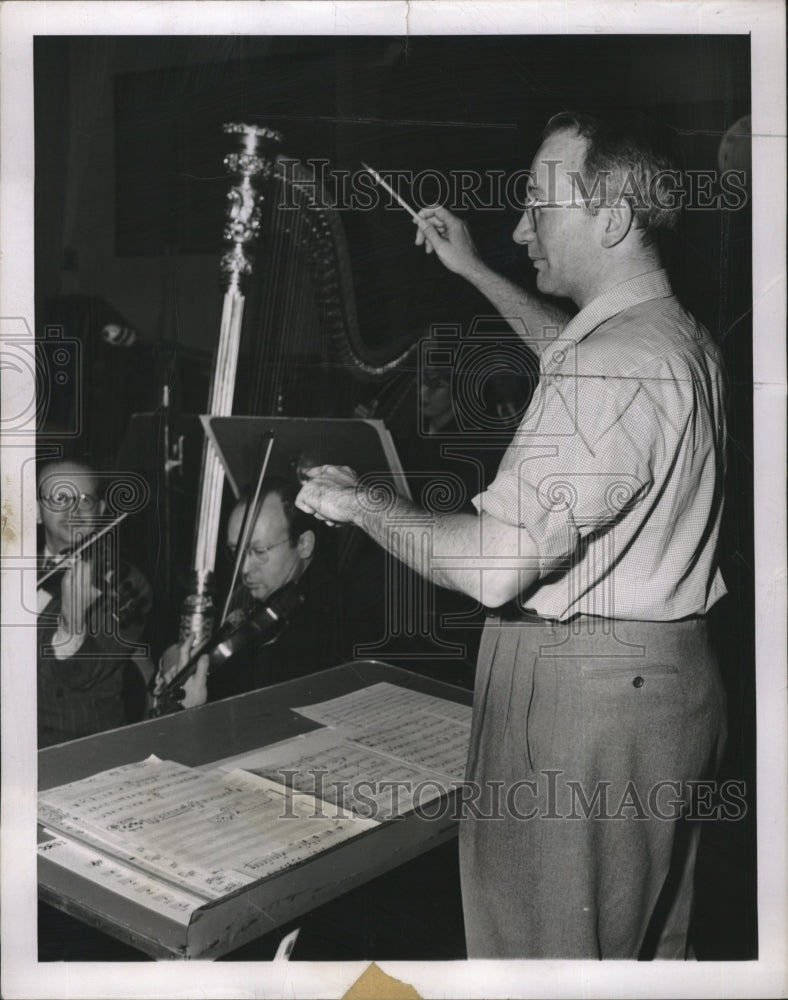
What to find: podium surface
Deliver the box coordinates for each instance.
[38,661,472,959]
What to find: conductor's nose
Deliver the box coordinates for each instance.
[513,207,536,245]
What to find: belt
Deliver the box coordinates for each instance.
[492,603,562,625]
[491,603,706,626]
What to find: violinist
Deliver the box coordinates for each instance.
[36,459,152,747]
[157,477,377,709]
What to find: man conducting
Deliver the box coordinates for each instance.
[296,113,728,959]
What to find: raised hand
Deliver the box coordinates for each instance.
[414,205,483,277]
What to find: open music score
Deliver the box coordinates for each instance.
[294,681,472,779]
[219,682,473,818]
[39,757,376,904]
[294,681,472,730]
[37,682,472,947]
[221,727,454,821]
[38,835,205,925]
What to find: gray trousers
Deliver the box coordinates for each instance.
[459,615,727,958]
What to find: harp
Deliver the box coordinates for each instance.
[181,124,416,641]
[238,153,418,417]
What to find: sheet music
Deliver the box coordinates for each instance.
[347,711,470,780]
[220,727,456,821]
[293,683,472,781]
[39,757,376,900]
[294,681,472,728]
[37,834,204,924]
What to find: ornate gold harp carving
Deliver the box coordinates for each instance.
[180,123,281,642]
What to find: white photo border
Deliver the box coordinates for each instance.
[1,2,785,997]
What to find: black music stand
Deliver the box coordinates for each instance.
[201,415,411,500]
[203,415,413,583]
[117,412,410,597]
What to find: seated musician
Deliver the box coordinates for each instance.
[36,458,152,747]
[158,476,380,708]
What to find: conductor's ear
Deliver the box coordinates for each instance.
[297,529,316,560]
[599,199,634,248]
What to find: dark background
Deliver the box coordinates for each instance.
[34,34,754,961]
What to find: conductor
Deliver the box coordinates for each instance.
[296,112,728,959]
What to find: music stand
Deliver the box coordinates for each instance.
[200,415,412,501]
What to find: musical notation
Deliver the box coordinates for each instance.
[220,727,456,821]
[291,682,472,780]
[294,681,472,730]
[39,756,376,901]
[38,686,470,913]
[37,835,203,924]
[346,712,470,780]
[215,683,472,821]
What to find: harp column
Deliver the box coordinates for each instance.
[180,123,282,643]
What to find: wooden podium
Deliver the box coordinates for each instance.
[38,661,472,960]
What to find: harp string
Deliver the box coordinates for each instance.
[240,157,419,420]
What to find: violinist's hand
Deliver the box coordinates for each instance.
[60,556,101,636]
[155,637,210,710]
[414,205,483,278]
[295,465,361,526]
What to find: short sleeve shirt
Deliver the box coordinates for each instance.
[473,270,727,621]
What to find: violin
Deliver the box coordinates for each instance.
[38,513,149,632]
[150,584,304,716]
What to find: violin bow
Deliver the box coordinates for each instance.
[38,512,129,589]
[219,432,274,625]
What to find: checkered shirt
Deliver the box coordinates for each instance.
[473,270,728,621]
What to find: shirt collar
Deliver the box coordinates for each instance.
[561,269,673,347]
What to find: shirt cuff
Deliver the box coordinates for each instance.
[473,481,578,578]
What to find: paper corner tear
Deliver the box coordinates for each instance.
[342,961,422,1000]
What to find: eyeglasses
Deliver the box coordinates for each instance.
[523,197,580,211]
[39,489,101,512]
[226,538,292,564]
[523,193,630,213]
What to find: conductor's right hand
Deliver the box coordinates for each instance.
[414,205,483,278]
[154,637,209,710]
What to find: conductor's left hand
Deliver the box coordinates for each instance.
[296,465,360,525]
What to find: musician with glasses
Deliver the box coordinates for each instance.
[36,458,152,747]
[158,477,379,708]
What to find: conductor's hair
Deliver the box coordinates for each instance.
[543,111,682,247]
[236,475,320,546]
